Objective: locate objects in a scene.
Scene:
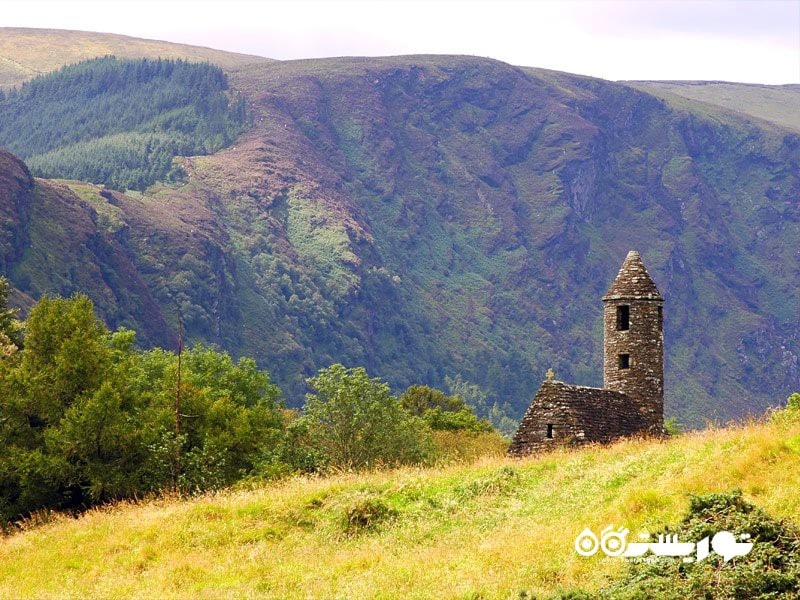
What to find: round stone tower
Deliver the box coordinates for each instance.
[602,250,664,433]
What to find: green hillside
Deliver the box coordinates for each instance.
[630,81,800,133]
[0,56,246,190]
[0,32,796,429]
[1,414,798,598]
[0,27,269,89]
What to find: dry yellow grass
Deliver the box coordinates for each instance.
[1,415,799,599]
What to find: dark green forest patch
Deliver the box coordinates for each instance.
[0,56,245,190]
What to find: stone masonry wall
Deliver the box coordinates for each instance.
[508,381,650,456]
[603,299,664,434]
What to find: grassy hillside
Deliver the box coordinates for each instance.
[0,27,269,89]
[1,415,799,598]
[630,81,800,134]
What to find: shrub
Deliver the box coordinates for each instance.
[429,430,509,464]
[342,494,397,535]
[400,384,493,432]
[301,364,431,470]
[559,490,800,599]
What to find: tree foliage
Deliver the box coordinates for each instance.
[0,56,245,190]
[400,384,492,432]
[302,364,431,470]
[0,294,285,523]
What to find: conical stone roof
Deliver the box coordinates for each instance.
[603,250,663,301]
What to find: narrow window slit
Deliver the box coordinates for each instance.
[618,354,630,369]
[546,424,554,438]
[616,305,630,330]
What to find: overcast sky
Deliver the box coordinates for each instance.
[3,0,799,84]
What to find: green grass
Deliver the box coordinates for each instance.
[630,81,800,133]
[286,186,360,297]
[1,415,799,598]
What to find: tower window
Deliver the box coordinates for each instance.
[618,354,630,369]
[658,306,663,331]
[616,305,630,330]
[546,424,554,438]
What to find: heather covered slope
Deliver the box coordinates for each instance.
[1,416,798,598]
[0,31,797,427]
[0,149,173,347]
[200,56,798,424]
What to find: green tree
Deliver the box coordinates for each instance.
[0,294,112,519]
[400,384,492,432]
[16,294,110,426]
[302,364,430,470]
[445,375,518,437]
[172,345,285,491]
[0,277,22,352]
[0,294,289,523]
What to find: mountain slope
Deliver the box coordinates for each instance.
[629,81,800,134]
[189,56,798,424]
[0,149,174,347]
[0,27,269,89]
[1,416,799,598]
[0,31,797,427]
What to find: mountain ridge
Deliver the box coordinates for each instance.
[0,27,271,89]
[0,30,797,427]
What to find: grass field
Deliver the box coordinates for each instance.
[630,81,800,133]
[1,413,799,599]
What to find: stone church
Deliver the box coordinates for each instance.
[509,250,665,456]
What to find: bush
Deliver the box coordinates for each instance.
[559,490,800,599]
[400,384,493,432]
[301,364,431,470]
[664,416,684,436]
[429,430,509,464]
[342,494,397,535]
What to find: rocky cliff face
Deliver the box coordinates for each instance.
[0,49,797,426]
[0,150,33,274]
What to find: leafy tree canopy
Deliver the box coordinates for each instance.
[0,294,286,523]
[400,384,493,432]
[302,364,431,470]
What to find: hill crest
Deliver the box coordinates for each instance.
[0,27,272,89]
